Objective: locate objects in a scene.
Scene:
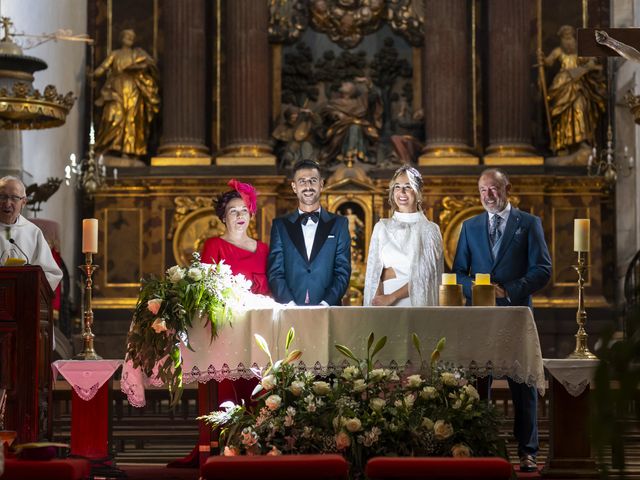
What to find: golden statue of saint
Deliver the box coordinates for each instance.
[93,29,160,157]
[539,25,606,154]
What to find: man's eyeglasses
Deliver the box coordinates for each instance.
[0,194,26,203]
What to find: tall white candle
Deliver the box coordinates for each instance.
[82,218,98,253]
[573,219,590,252]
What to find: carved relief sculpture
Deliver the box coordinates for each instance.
[93,29,160,157]
[538,25,606,157]
[320,77,382,166]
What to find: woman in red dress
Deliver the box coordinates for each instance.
[201,179,270,296]
[200,180,268,405]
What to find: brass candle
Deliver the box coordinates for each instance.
[75,252,102,360]
[567,251,596,359]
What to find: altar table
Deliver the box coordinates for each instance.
[122,306,545,407]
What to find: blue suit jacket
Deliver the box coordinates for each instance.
[267,208,351,305]
[452,208,551,306]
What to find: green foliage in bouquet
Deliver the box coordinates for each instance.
[199,328,507,477]
[125,253,251,407]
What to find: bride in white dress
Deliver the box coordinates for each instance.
[364,165,443,306]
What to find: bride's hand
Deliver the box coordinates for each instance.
[372,294,395,306]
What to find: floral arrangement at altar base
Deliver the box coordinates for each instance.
[125,252,252,406]
[199,329,507,478]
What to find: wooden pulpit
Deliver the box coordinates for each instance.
[0,266,54,443]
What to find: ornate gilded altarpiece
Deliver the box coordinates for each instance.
[87,0,614,360]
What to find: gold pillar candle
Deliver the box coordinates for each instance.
[475,273,491,285]
[439,284,464,306]
[472,284,496,306]
[442,273,457,285]
[573,219,590,252]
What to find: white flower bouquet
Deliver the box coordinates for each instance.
[199,329,507,478]
[125,253,252,406]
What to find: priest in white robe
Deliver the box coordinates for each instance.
[0,176,62,290]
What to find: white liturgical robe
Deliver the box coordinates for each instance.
[0,215,63,290]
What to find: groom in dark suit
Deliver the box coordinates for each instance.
[453,168,551,473]
[268,159,351,306]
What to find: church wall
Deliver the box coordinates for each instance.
[3,0,88,293]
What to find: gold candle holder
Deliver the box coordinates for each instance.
[472,284,496,306]
[75,252,102,360]
[439,284,464,306]
[567,251,597,359]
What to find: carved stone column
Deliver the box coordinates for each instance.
[485,0,541,164]
[153,0,210,166]
[216,0,275,166]
[419,0,477,166]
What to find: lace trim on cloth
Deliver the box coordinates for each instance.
[543,358,598,397]
[52,359,123,402]
[122,358,546,407]
[364,214,443,306]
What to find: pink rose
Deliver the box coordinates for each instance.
[335,431,351,450]
[147,298,162,315]
[151,318,167,333]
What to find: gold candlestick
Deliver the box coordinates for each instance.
[75,252,102,360]
[567,251,597,359]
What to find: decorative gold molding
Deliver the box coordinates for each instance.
[169,196,216,240]
[216,154,276,166]
[419,156,479,166]
[483,156,544,166]
[151,157,212,166]
[93,297,138,309]
[533,295,609,308]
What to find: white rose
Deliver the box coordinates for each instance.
[147,298,162,315]
[265,394,282,411]
[261,374,276,391]
[353,379,367,393]
[188,267,203,281]
[452,399,462,409]
[404,393,416,408]
[406,374,423,388]
[289,380,305,396]
[463,384,480,402]
[341,365,359,380]
[451,443,471,457]
[335,431,351,450]
[369,369,385,380]
[151,318,167,333]
[441,372,458,386]
[433,420,454,440]
[345,418,362,432]
[369,397,386,412]
[421,417,434,430]
[420,386,437,400]
[167,265,184,283]
[312,381,331,396]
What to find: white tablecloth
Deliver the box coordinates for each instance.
[543,358,599,397]
[122,306,545,407]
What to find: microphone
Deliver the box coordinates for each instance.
[8,238,30,265]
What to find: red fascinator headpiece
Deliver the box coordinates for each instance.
[228,179,257,215]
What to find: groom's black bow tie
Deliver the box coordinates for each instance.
[299,211,320,225]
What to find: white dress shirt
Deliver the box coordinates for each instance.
[299,208,321,259]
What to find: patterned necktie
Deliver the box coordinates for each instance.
[489,215,502,248]
[300,211,319,225]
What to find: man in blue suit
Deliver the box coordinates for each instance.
[452,168,551,473]
[268,159,351,306]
